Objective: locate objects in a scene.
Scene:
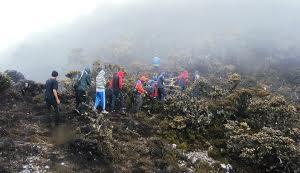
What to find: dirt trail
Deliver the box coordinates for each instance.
[0,92,175,173]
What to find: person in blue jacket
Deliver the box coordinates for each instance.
[157,72,166,102]
[74,67,91,114]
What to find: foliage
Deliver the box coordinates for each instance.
[0,73,11,94]
[245,95,299,130]
[226,122,300,172]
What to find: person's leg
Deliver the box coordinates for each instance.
[111,90,116,111]
[119,91,125,112]
[46,100,52,113]
[161,87,166,101]
[80,90,88,113]
[94,91,101,110]
[52,101,60,125]
[101,91,106,111]
[158,88,162,100]
[75,90,80,109]
[132,94,138,113]
[45,99,53,124]
[136,94,143,112]
[81,90,87,104]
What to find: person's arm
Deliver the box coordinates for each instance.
[87,75,91,86]
[53,89,60,104]
[53,80,60,104]
[136,82,146,94]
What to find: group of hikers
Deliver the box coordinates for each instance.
[44,64,192,125]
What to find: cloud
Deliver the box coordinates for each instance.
[0,0,112,52]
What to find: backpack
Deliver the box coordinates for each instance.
[73,73,83,90]
[112,73,120,90]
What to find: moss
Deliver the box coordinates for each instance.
[178,142,188,150]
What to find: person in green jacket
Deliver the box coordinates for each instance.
[74,67,91,114]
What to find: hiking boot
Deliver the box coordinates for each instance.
[75,109,80,114]
[102,110,108,114]
[121,109,126,115]
[81,112,88,116]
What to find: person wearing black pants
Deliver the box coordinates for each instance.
[44,71,60,125]
[157,72,166,102]
[110,71,125,114]
[111,89,125,112]
[74,68,91,114]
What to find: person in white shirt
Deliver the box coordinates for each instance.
[94,69,108,114]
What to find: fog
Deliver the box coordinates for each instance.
[1,0,300,81]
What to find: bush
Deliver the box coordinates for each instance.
[226,125,300,172]
[0,73,11,94]
[246,95,299,130]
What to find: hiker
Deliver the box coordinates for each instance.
[194,70,200,81]
[74,68,91,114]
[157,72,167,102]
[177,70,189,91]
[94,69,108,114]
[110,70,125,114]
[44,70,60,125]
[133,76,149,112]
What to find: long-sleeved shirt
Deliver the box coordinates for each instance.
[157,74,165,89]
[96,70,106,91]
[76,69,91,92]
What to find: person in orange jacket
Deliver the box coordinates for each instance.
[133,76,149,113]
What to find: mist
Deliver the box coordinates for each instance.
[1,0,300,81]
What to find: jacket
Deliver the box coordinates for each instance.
[96,70,106,90]
[109,71,124,90]
[177,70,189,85]
[76,68,91,92]
[147,80,158,98]
[135,80,147,94]
[157,73,165,89]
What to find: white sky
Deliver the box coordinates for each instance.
[0,0,128,53]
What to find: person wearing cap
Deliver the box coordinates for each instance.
[44,70,60,125]
[133,76,149,113]
[194,70,200,81]
[94,68,108,114]
[74,67,91,114]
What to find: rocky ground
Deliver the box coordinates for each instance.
[0,58,299,173]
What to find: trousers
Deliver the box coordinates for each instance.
[94,90,106,110]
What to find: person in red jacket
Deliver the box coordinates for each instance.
[133,76,149,113]
[177,70,189,91]
[110,70,125,114]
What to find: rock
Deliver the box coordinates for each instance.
[0,138,15,151]
[4,70,25,83]
[185,151,216,165]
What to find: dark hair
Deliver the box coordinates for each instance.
[51,70,58,77]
